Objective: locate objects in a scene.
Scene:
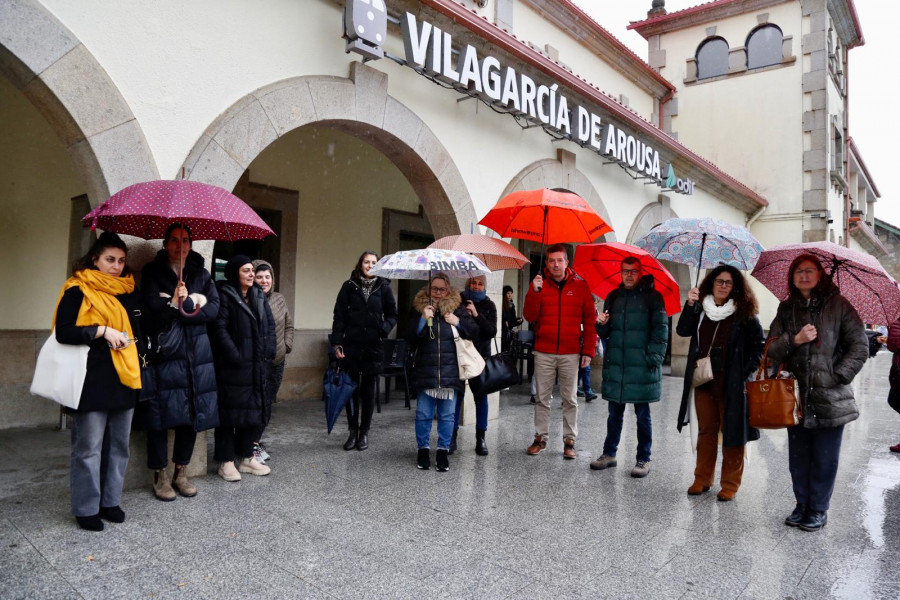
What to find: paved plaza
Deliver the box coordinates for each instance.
[3,352,900,599]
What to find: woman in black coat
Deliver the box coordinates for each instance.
[209,255,276,481]
[405,274,478,472]
[501,285,522,353]
[53,232,143,531]
[331,251,398,451]
[451,275,497,456]
[137,224,219,501]
[675,265,764,502]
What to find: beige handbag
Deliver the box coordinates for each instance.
[691,321,720,387]
[451,325,485,381]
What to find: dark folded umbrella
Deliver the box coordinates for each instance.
[323,365,356,434]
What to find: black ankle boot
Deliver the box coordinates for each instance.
[416,448,431,470]
[448,430,458,455]
[356,431,369,451]
[76,514,104,531]
[436,449,450,472]
[343,429,358,451]
[475,429,488,456]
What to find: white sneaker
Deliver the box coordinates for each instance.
[239,457,271,476]
[252,444,269,464]
[218,461,241,482]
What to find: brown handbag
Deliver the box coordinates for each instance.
[746,338,802,429]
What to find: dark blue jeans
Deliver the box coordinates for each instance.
[453,393,488,431]
[787,424,845,511]
[602,401,652,462]
[579,365,592,391]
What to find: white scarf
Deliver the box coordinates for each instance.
[702,295,736,321]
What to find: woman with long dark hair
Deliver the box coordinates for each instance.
[53,232,143,530]
[501,285,522,353]
[675,265,764,501]
[138,223,219,501]
[331,251,398,451]
[768,254,868,531]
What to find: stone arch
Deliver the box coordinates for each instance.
[181,62,475,238]
[498,148,615,241]
[0,0,159,205]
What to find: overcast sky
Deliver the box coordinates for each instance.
[572,0,896,224]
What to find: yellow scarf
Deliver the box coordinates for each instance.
[52,269,141,390]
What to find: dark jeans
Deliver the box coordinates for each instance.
[258,361,286,441]
[602,401,652,462]
[453,393,489,431]
[579,364,592,391]
[146,426,197,469]
[787,424,845,511]
[214,426,260,462]
[345,372,376,433]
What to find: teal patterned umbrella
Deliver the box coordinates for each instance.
[368,248,492,280]
[635,217,763,285]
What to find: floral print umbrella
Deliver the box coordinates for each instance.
[635,217,764,285]
[368,248,492,280]
[751,241,900,325]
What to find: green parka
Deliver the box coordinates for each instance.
[597,275,669,404]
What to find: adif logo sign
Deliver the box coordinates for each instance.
[665,165,695,194]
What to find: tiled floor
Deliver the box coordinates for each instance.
[3,352,900,599]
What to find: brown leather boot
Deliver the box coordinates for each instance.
[172,465,197,497]
[152,469,176,502]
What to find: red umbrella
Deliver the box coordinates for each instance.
[83,180,275,315]
[750,241,900,325]
[573,242,682,316]
[427,234,529,271]
[478,188,613,246]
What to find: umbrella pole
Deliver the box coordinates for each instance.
[539,206,548,275]
[177,231,201,317]
[695,232,707,288]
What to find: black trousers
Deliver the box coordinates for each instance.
[214,426,260,462]
[146,426,197,470]
[787,424,845,511]
[345,372,376,433]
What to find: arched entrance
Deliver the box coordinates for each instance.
[180,63,475,399]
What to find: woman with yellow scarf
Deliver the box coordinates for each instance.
[54,232,143,531]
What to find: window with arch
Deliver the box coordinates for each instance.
[747,24,783,69]
[696,37,729,79]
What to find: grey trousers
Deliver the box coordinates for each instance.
[70,408,134,517]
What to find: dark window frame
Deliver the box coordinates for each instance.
[695,36,730,80]
[746,24,783,70]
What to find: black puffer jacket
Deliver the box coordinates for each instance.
[330,275,398,375]
[135,250,219,432]
[676,302,765,446]
[404,287,477,395]
[209,282,276,428]
[55,286,143,413]
[460,289,498,359]
[767,283,868,429]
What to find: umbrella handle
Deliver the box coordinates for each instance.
[178,296,202,317]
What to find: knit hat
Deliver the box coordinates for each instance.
[224,254,252,287]
[502,285,513,295]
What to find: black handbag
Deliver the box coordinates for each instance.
[156,316,184,359]
[469,339,520,396]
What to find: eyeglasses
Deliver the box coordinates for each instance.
[714,279,734,288]
[430,286,448,293]
[621,269,641,276]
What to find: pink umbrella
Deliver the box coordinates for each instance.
[750,241,900,325]
[83,180,275,314]
[427,234,529,271]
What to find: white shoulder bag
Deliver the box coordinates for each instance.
[30,329,88,410]
[451,325,485,381]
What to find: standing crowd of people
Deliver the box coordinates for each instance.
[49,236,869,534]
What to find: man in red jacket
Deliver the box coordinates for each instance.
[523,245,598,459]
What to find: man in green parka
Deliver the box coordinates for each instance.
[591,257,668,478]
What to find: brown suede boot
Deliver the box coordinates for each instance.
[172,465,197,497]
[152,469,176,502]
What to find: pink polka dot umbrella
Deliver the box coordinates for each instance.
[82,180,275,242]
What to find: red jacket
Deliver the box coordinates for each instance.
[523,267,597,357]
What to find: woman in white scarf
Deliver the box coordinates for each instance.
[675,265,765,501]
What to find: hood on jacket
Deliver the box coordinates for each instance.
[413,286,462,315]
[251,259,275,297]
[154,248,206,271]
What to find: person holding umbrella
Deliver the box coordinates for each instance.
[675,265,764,501]
[330,250,398,452]
[137,223,219,501]
[53,232,143,530]
[405,273,478,472]
[451,274,497,456]
[209,256,276,481]
[767,254,868,531]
